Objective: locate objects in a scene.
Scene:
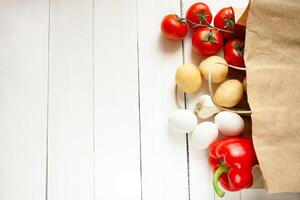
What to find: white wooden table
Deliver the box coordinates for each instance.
[0,0,299,200]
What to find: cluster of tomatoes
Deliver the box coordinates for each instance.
[161,2,246,67]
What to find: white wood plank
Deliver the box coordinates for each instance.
[0,1,48,199]
[47,1,94,200]
[241,189,300,200]
[94,0,141,200]
[137,0,189,200]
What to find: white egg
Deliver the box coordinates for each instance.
[168,109,198,134]
[214,111,244,136]
[191,122,219,149]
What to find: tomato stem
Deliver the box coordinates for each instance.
[176,16,186,23]
[183,18,235,34]
[234,41,245,56]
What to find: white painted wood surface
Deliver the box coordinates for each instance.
[138,0,188,200]
[94,0,141,200]
[0,0,48,199]
[0,0,299,200]
[47,0,94,200]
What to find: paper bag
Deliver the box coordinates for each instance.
[244,0,300,193]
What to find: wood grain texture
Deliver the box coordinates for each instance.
[94,0,141,199]
[0,0,48,199]
[47,0,94,200]
[137,0,189,199]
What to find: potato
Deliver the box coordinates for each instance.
[243,77,247,92]
[214,79,243,107]
[199,56,228,83]
[176,64,202,93]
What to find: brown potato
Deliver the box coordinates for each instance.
[199,56,228,83]
[243,77,247,92]
[176,64,202,93]
[214,79,243,107]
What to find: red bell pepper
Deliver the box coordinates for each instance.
[209,137,258,197]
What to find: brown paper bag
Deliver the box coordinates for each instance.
[243,0,300,193]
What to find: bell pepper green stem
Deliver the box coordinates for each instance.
[213,162,230,198]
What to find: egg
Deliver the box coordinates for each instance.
[191,122,219,149]
[214,111,244,136]
[168,109,198,134]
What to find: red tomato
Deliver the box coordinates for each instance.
[214,7,235,39]
[224,38,245,67]
[186,2,212,29]
[161,14,188,41]
[235,24,246,39]
[192,27,223,56]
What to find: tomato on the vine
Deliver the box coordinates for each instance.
[235,24,246,39]
[224,38,245,67]
[214,7,235,39]
[186,2,212,29]
[192,27,223,56]
[161,14,188,41]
